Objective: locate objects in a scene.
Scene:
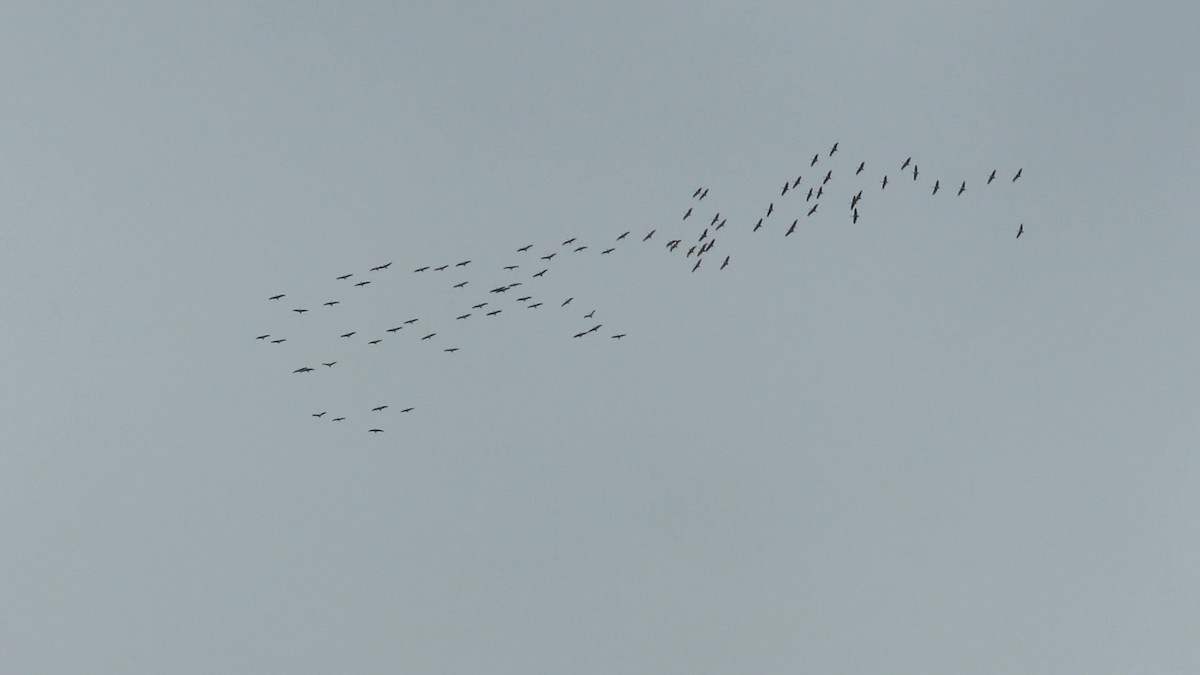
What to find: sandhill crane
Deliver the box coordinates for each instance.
[852,209,860,224]
[256,334,270,340]
[699,188,708,199]
[856,161,865,175]
[404,318,419,324]
[699,228,708,241]
[573,331,586,338]
[1016,223,1024,239]
[574,245,587,253]
[957,181,966,196]
[414,266,429,272]
[372,405,388,412]
[504,265,519,270]
[562,238,576,246]
[587,324,601,333]
[355,281,370,287]
[293,308,309,314]
[1012,168,1022,182]
[340,332,356,338]
[516,296,531,302]
[324,301,340,307]
[716,218,726,230]
[541,252,556,261]
[456,314,471,320]
[528,302,543,308]
[584,310,595,319]
[881,175,888,189]
[601,248,615,254]
[518,244,533,252]
[401,408,414,413]
[269,294,285,300]
[617,231,630,240]
[987,169,997,184]
[490,285,510,293]
[313,412,326,418]
[643,230,655,241]
[786,221,797,236]
[323,361,337,367]
[453,281,468,288]
[271,338,286,344]
[754,218,763,232]
[693,187,703,198]
[683,207,692,220]
[823,169,832,184]
[533,269,547,277]
[793,175,802,188]
[387,326,402,332]
[611,334,626,339]
[932,180,940,195]
[766,203,774,217]
[686,246,696,257]
[332,417,345,422]
[806,187,814,202]
[445,347,459,352]
[811,153,819,166]
[561,297,573,307]
[368,429,384,433]
[901,157,912,170]
[370,262,392,271]
[472,302,488,309]
[421,333,436,340]
[829,142,839,156]
[487,309,501,316]
[368,339,381,345]
[456,260,471,267]
[434,265,448,271]
[781,182,789,195]
[807,203,819,216]
[816,185,824,199]
[336,273,353,280]
[293,367,313,373]
[912,164,919,180]
[720,255,729,270]
[692,258,702,273]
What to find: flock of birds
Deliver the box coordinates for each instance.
[255,143,1026,433]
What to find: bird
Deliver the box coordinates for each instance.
[822,170,832,185]
[720,256,729,270]
[518,244,533,252]
[504,265,519,270]
[456,260,471,267]
[368,339,381,345]
[487,310,502,316]
[269,294,285,300]
[562,237,576,246]
[987,169,997,184]
[445,347,459,352]
[573,331,586,338]
[387,326,403,332]
[793,175,803,188]
[852,209,860,224]
[473,302,489,309]
[322,361,337,367]
[293,308,308,314]
[372,405,388,412]
[293,367,313,373]
[414,266,429,272]
[355,281,371,287]
[816,186,824,199]
[271,338,286,344]
[643,230,655,241]
[332,417,345,422]
[370,262,392,271]
[601,248,615,254]
[434,265,448,271]
[699,228,708,241]
[753,218,763,232]
[691,258,702,273]
[404,318,419,324]
[313,412,326,418]
[528,302,543,308]
[456,313,471,320]
[901,157,912,170]
[856,161,865,175]
[562,297,573,307]
[829,142,839,156]
[881,175,889,189]
[683,207,693,220]
[716,218,726,230]
[453,281,468,288]
[421,333,436,340]
[587,324,602,333]
[957,181,966,196]
[912,164,919,180]
[336,273,353,280]
[400,408,414,413]
[781,182,790,196]
[692,187,703,198]
[810,153,819,166]
[368,429,384,433]
[932,180,940,195]
[490,285,511,293]
[786,220,797,236]
[806,187,814,202]
[699,188,708,199]
[574,245,587,253]
[516,296,531,302]
[611,334,626,339]
[617,231,630,241]
[686,246,696,258]
[1016,223,1024,238]
[584,310,596,318]
[1012,168,1023,182]
[340,331,356,338]
[807,203,819,216]
[541,252,557,261]
[851,190,862,209]
[256,334,270,340]
[533,269,547,278]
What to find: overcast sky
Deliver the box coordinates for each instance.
[3,2,1199,673]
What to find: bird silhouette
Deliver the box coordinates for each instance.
[573,331,586,338]
[445,347,459,352]
[856,161,865,175]
[699,188,708,199]
[421,333,436,340]
[293,367,313,373]
[323,361,337,367]
[829,142,839,156]
[691,258,702,273]
[957,181,966,196]
[401,408,414,413]
[562,297,573,307]
[781,182,790,196]
[453,281,468,288]
[324,301,339,306]
[332,417,345,422]
[901,157,912,170]
[271,338,286,344]
[617,231,630,240]
[584,310,596,318]
[528,302,543,308]
[807,203,819,216]
[456,314,471,320]
[336,274,353,280]
[786,220,797,236]
[932,180,940,195]
[414,266,429,272]
[692,187,703,198]
[611,334,626,339]
[456,260,471,267]
[643,230,655,241]
[601,247,615,254]
[823,169,832,185]
[1012,168,1023,182]
[269,294,285,300]
[810,153,819,166]
[562,238,576,246]
[516,296,531,302]
[387,326,402,332]
[293,308,309,314]
[881,175,888,189]
[533,269,547,277]
[504,265,519,270]
[912,164,919,180]
[313,412,326,418]
[518,244,533,252]
[541,253,556,261]
[472,302,488,309]
[368,429,384,433]
[1016,223,1024,238]
[574,245,587,253]
[372,405,388,412]
[766,203,774,217]
[720,256,730,270]
[368,339,381,345]
[256,334,270,340]
[487,310,502,316]
[434,265,448,271]
[754,218,763,232]
[355,281,371,287]
[370,262,392,271]
[340,332,356,338]
[683,207,693,220]
[852,209,860,224]
[987,169,997,184]
[404,318,419,324]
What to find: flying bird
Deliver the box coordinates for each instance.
[387,326,402,332]
[699,188,708,199]
[256,334,270,340]
[781,182,790,196]
[823,169,832,185]
[434,265,448,271]
[587,324,602,333]
[1012,168,1023,182]
[355,281,371,287]
[445,347,459,352]
[932,180,940,195]
[313,412,326,418]
[372,405,388,412]
[370,262,392,271]
[574,245,587,253]
[912,164,919,180]
[271,338,286,344]
[643,230,655,241]
[456,313,471,320]
[683,207,692,220]
[611,334,626,339]
[829,142,839,156]
[793,175,802,188]
[617,231,630,241]
[503,265,519,270]
[487,309,502,316]
[541,253,556,261]
[754,218,763,232]
[401,408,414,413]
[324,301,339,306]
[807,203,819,216]
[368,339,381,345]
[528,302,543,308]
[584,310,595,318]
[336,274,353,280]
[368,429,384,433]
[856,161,865,175]
[852,209,860,224]
[421,333,436,340]
[573,331,586,338]
[957,181,966,196]
[293,308,309,314]
[472,302,489,309]
[332,417,345,422]
[691,258,702,273]
[601,248,615,254]
[693,187,703,198]
[340,332,356,338]
[518,244,533,252]
[456,260,471,267]
[293,367,313,373]
[562,238,576,246]
[881,175,888,189]
[810,153,819,166]
[323,361,337,367]
[269,294,285,300]
[404,318,419,324]
[453,281,468,288]
[516,296,531,302]
[1016,223,1024,239]
[786,220,797,236]
[533,269,547,277]
[711,213,721,226]
[720,255,729,270]
[987,169,997,184]
[766,203,774,217]
[561,297,573,307]
[414,266,429,272]
[901,157,912,170]
[806,187,814,202]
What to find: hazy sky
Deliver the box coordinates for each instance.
[3,2,1199,673]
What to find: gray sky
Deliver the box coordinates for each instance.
[3,2,1199,672]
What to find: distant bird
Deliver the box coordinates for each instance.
[823,169,832,185]
[404,318,419,324]
[456,313,471,320]
[806,187,814,202]
[691,258,702,273]
[573,331,586,338]
[716,218,726,230]
[617,231,630,241]
[453,281,468,288]
[473,302,488,309]
[686,246,696,257]
[754,218,763,232]
[932,180,940,195]
[851,190,862,209]
[766,203,774,217]
[693,187,703,198]
[401,408,414,413]
[355,281,371,287]
[816,185,824,199]
[414,266,429,272]
[786,220,797,236]
[782,182,790,196]
[487,310,501,316]
[912,164,919,180]
[332,417,345,422]
[256,334,270,340]
[370,262,392,271]
[852,209,860,224]
[421,333,436,340]
[541,252,556,261]
[490,285,511,293]
[793,175,803,188]
[807,203,819,216]
[562,238,576,246]
[518,244,533,252]
[574,245,587,253]
[811,153,819,166]
[562,297,573,307]
[293,308,309,314]
[322,361,337,367]
[881,175,889,189]
[528,302,543,308]
[434,265,448,271]
[643,230,655,241]
[372,405,388,412]
[683,207,692,220]
[1016,223,1024,239]
[323,300,340,307]
[387,326,403,332]
[533,269,548,277]
[340,332,356,338]
[368,339,381,345]
[987,169,997,184]
[584,310,595,318]
[336,274,353,280]
[587,324,602,333]
[456,260,471,267]
[829,142,839,156]
[699,228,708,241]
[445,347,459,352]
[368,429,384,433]
[901,157,912,170]
[504,265,519,270]
[271,338,286,344]
[601,247,615,254]
[313,412,326,418]
[516,296,531,302]
[293,367,313,373]
[269,294,285,300]
[957,181,966,196]
[1012,168,1023,182]
[611,334,626,339]
[720,255,730,270]
[856,161,865,175]
[699,188,708,199]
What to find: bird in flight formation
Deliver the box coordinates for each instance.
[255,141,1026,431]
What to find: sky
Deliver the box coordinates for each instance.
[3,1,1199,672]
